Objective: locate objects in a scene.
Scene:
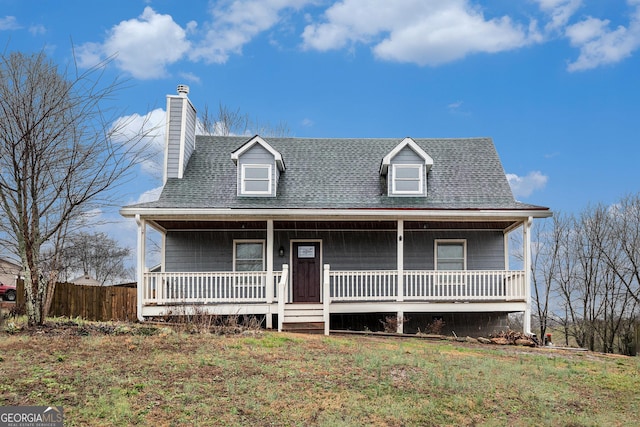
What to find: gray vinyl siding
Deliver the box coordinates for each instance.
[165,96,197,180]
[165,97,184,180]
[388,146,427,197]
[392,146,425,164]
[274,230,397,270]
[165,231,265,272]
[164,228,503,272]
[404,230,505,270]
[237,144,278,197]
[183,101,196,170]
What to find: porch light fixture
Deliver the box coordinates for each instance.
[278,246,285,257]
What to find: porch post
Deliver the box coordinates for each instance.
[266,220,274,329]
[160,232,166,271]
[523,217,533,335]
[323,264,331,336]
[503,231,510,270]
[135,214,146,322]
[397,219,404,302]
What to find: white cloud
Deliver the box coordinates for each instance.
[506,171,548,199]
[0,16,21,30]
[565,17,609,45]
[302,0,537,66]
[566,1,640,71]
[134,186,163,204]
[534,0,582,31]
[29,24,47,36]
[179,71,201,84]
[447,100,464,111]
[190,0,314,63]
[75,42,104,68]
[72,1,640,78]
[110,108,166,177]
[77,7,195,79]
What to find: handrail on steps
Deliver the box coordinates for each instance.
[277,264,289,332]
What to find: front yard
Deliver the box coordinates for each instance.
[1,319,639,426]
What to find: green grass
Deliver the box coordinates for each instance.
[0,322,639,426]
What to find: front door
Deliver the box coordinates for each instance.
[292,241,321,302]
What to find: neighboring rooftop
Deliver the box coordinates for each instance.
[71,274,102,286]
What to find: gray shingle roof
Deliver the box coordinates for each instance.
[129,136,547,211]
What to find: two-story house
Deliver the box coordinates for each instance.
[120,85,551,336]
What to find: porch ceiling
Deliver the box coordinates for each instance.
[150,219,519,231]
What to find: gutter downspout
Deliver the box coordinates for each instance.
[136,214,146,322]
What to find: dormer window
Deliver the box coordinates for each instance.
[231,135,285,198]
[392,164,423,194]
[241,164,272,195]
[381,137,433,197]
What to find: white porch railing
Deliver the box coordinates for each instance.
[142,271,282,305]
[402,270,526,301]
[326,269,525,302]
[277,265,290,332]
[142,269,526,305]
[329,270,398,301]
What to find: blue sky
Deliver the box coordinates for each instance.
[2,0,640,254]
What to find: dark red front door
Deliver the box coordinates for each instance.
[292,242,321,302]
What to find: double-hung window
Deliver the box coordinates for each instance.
[234,241,265,272]
[241,164,272,195]
[234,241,265,297]
[435,240,466,289]
[392,164,423,195]
[435,240,466,271]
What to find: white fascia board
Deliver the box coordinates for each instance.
[380,137,434,175]
[231,135,285,171]
[120,206,552,221]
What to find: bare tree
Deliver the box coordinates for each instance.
[529,195,640,353]
[0,51,151,325]
[60,231,133,285]
[197,102,249,136]
[530,215,566,343]
[598,194,640,305]
[553,204,635,352]
[585,198,640,352]
[565,207,609,350]
[197,102,290,137]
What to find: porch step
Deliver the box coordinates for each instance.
[281,321,325,334]
[282,303,324,324]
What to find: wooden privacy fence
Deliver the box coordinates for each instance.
[16,280,137,322]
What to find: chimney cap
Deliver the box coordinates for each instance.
[177,84,189,97]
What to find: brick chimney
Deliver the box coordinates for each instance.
[163,84,197,183]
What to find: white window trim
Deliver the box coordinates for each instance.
[391,164,423,195]
[241,164,272,195]
[434,239,467,271]
[233,239,266,272]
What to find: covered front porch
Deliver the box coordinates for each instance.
[133,214,535,334]
[138,265,527,334]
